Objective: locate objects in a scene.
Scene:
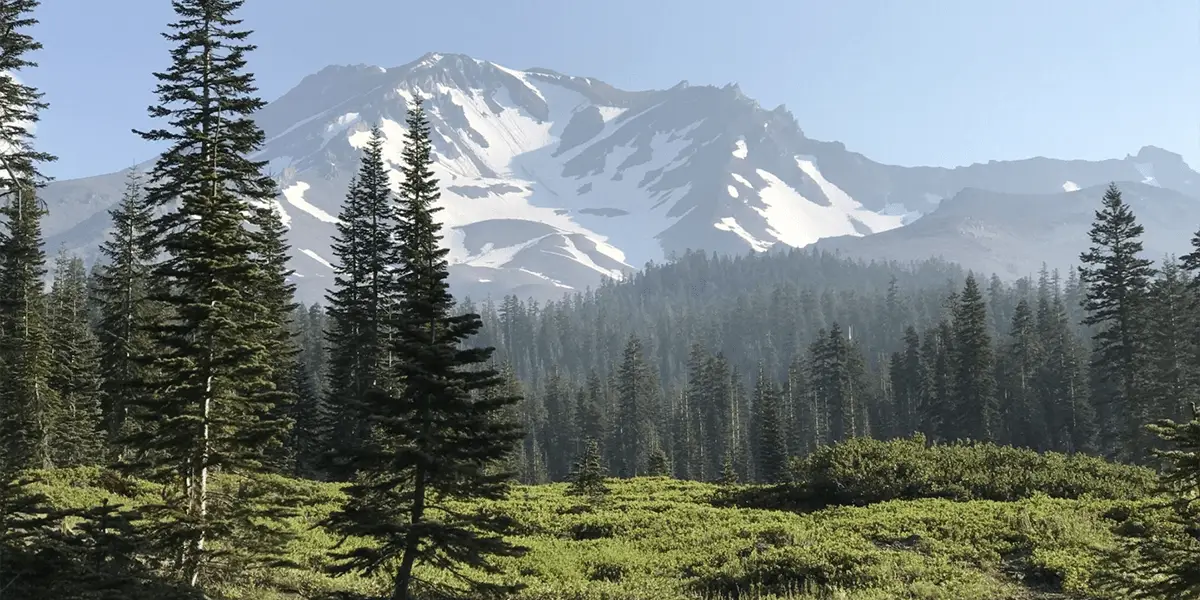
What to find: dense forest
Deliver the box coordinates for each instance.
[4,1,1200,599]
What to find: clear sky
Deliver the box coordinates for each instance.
[28,0,1200,180]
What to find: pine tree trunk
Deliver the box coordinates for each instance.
[393,467,426,600]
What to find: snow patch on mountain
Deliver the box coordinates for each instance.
[283,182,338,223]
[732,138,748,159]
[1063,181,1080,192]
[1135,162,1159,186]
[714,217,770,251]
[300,248,334,270]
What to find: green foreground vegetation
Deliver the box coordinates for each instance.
[19,438,1191,600]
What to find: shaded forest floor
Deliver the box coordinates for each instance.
[28,463,1157,600]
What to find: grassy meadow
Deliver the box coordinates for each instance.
[23,438,1182,600]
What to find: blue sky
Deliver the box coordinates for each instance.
[29,0,1199,180]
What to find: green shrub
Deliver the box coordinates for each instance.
[783,435,1156,508]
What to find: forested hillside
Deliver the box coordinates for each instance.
[5,1,1200,600]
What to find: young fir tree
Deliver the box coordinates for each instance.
[249,200,300,474]
[92,170,159,454]
[1107,403,1200,598]
[1079,183,1155,461]
[752,366,787,483]
[615,335,656,477]
[646,445,671,477]
[1144,258,1199,429]
[124,0,297,588]
[323,100,526,600]
[949,275,997,443]
[889,326,923,438]
[567,438,609,497]
[997,298,1045,449]
[1036,289,1097,454]
[46,251,105,466]
[290,304,329,478]
[0,0,57,475]
[323,126,399,479]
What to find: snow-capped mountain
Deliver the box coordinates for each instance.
[39,52,1200,301]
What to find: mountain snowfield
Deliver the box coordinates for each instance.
[40,52,1200,301]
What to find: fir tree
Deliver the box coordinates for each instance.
[0,3,66,596]
[46,251,105,466]
[1144,258,1199,430]
[753,366,787,483]
[92,170,159,454]
[1036,290,1097,454]
[950,275,997,442]
[1079,183,1155,461]
[324,99,526,600]
[249,200,300,474]
[646,445,671,477]
[0,0,57,475]
[290,304,329,478]
[615,335,656,477]
[718,450,738,486]
[567,438,608,497]
[125,0,297,587]
[890,326,923,437]
[997,299,1044,449]
[323,126,399,479]
[1110,403,1200,598]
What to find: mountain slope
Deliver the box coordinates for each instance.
[810,181,1200,278]
[38,52,1200,301]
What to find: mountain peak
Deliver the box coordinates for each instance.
[39,51,1200,303]
[1133,145,1187,165]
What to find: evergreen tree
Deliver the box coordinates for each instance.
[0,0,57,475]
[1144,258,1198,430]
[125,0,296,587]
[575,371,606,459]
[921,315,955,442]
[47,251,104,466]
[290,304,329,478]
[323,126,399,479]
[567,438,608,497]
[997,299,1044,449]
[615,335,656,477]
[0,4,77,597]
[1079,183,1155,461]
[646,445,670,477]
[890,326,923,437]
[249,200,300,474]
[752,367,787,483]
[1111,403,1200,598]
[92,170,159,454]
[323,100,526,600]
[1036,290,1097,454]
[541,370,575,480]
[950,275,997,442]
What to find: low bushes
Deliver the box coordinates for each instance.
[784,435,1157,508]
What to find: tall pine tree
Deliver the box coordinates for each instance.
[324,125,399,479]
[0,0,57,475]
[1079,183,1155,461]
[124,0,297,588]
[46,251,105,466]
[950,275,997,442]
[92,169,160,455]
[324,99,526,600]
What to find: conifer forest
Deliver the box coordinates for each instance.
[4,2,1200,599]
